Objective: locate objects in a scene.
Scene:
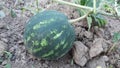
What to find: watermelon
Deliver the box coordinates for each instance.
[24,10,75,60]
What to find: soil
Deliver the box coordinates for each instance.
[0,0,120,68]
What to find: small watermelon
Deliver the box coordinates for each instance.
[24,10,75,60]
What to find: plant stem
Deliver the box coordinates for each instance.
[107,42,117,54]
[97,10,120,17]
[69,11,93,23]
[53,0,93,11]
[36,0,39,12]
[93,0,96,14]
[115,0,118,14]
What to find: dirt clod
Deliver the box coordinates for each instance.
[89,38,104,58]
[73,41,89,66]
[86,56,108,68]
[84,31,93,39]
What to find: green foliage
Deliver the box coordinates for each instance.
[101,0,120,16]
[103,4,113,13]
[86,13,107,30]
[0,51,12,68]
[107,32,120,54]
[5,63,11,68]
[21,0,43,15]
[4,51,12,68]
[74,0,107,29]
[91,14,107,27]
[109,64,113,68]
[86,17,92,30]
[10,9,17,18]
[74,0,100,7]
[86,0,101,8]
[0,57,3,63]
[113,32,120,43]
[100,0,116,14]
[4,51,12,59]
[118,0,120,4]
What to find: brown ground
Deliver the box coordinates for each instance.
[0,0,120,68]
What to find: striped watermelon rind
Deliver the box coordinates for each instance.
[24,10,75,60]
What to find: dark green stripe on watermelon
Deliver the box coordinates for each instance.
[24,10,75,60]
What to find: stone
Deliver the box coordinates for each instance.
[116,60,120,68]
[42,63,48,68]
[102,56,109,62]
[0,22,6,28]
[86,56,107,68]
[84,31,93,39]
[89,38,104,58]
[1,38,8,43]
[95,28,111,40]
[75,27,82,36]
[89,38,110,58]
[73,41,88,66]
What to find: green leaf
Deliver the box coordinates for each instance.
[4,51,12,59]
[5,63,11,68]
[21,7,26,13]
[96,18,101,27]
[74,0,85,5]
[86,0,101,7]
[91,14,107,27]
[80,0,87,5]
[113,32,120,43]
[74,0,87,16]
[86,0,93,7]
[0,57,3,63]
[11,9,17,18]
[96,18,106,27]
[96,14,107,27]
[87,17,92,30]
[0,11,5,18]
[3,51,12,68]
[118,0,120,4]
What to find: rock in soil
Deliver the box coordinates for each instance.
[0,22,6,29]
[83,31,93,39]
[86,56,109,68]
[75,27,82,36]
[89,38,104,58]
[0,23,4,28]
[89,38,110,58]
[73,41,89,66]
[116,60,120,68]
[0,40,7,56]
[0,38,8,43]
[94,28,111,40]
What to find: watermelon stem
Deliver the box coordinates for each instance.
[93,0,96,14]
[53,0,93,11]
[69,10,93,23]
